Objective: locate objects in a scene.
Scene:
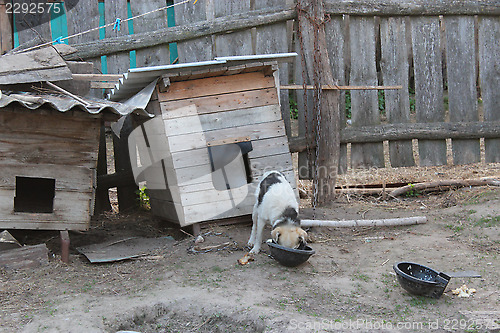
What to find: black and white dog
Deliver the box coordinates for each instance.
[247,171,307,254]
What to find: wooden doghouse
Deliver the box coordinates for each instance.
[113,54,297,227]
[0,93,141,231]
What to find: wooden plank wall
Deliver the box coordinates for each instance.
[0,109,99,230]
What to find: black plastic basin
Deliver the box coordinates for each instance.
[267,240,315,267]
[393,262,451,298]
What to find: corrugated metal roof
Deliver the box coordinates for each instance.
[108,53,297,102]
[0,91,150,117]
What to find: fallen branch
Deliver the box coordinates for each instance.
[301,216,427,228]
[390,178,500,197]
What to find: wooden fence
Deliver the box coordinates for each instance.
[3,0,500,179]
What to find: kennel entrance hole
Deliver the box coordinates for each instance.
[207,139,253,191]
[14,176,56,213]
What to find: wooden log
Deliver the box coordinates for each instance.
[324,0,500,16]
[64,7,296,60]
[390,178,500,197]
[478,17,500,163]
[380,16,415,167]
[349,16,385,169]
[411,16,446,166]
[297,0,341,205]
[288,120,500,152]
[445,16,480,165]
[301,216,427,228]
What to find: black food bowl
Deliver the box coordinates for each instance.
[267,240,315,267]
[393,262,451,298]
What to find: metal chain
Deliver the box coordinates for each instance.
[296,0,325,209]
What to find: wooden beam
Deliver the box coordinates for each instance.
[64,7,296,60]
[324,0,500,16]
[390,178,500,197]
[288,120,500,153]
[301,216,427,228]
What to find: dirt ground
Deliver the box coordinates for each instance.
[1,162,499,332]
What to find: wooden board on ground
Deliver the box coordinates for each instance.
[0,244,48,270]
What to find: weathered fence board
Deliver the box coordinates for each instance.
[349,16,384,169]
[105,1,130,74]
[214,1,253,57]
[174,0,213,62]
[13,0,52,45]
[445,16,480,165]
[411,16,446,166]
[65,0,99,45]
[478,16,500,163]
[325,15,348,173]
[131,0,170,67]
[255,18,291,136]
[380,16,415,167]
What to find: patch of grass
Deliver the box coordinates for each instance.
[474,215,500,227]
[353,273,370,282]
[136,187,150,210]
[405,183,422,197]
[289,94,298,119]
[446,224,464,233]
[407,295,437,309]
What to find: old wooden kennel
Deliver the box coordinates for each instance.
[0,93,142,231]
[114,54,298,227]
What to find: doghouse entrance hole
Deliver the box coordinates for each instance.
[208,141,253,191]
[14,176,55,213]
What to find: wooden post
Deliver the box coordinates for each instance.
[297,0,340,205]
[95,124,112,213]
[112,115,139,212]
[60,231,70,264]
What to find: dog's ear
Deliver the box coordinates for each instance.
[271,228,281,243]
[298,229,308,244]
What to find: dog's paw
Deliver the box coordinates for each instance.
[249,247,260,254]
[247,241,254,248]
